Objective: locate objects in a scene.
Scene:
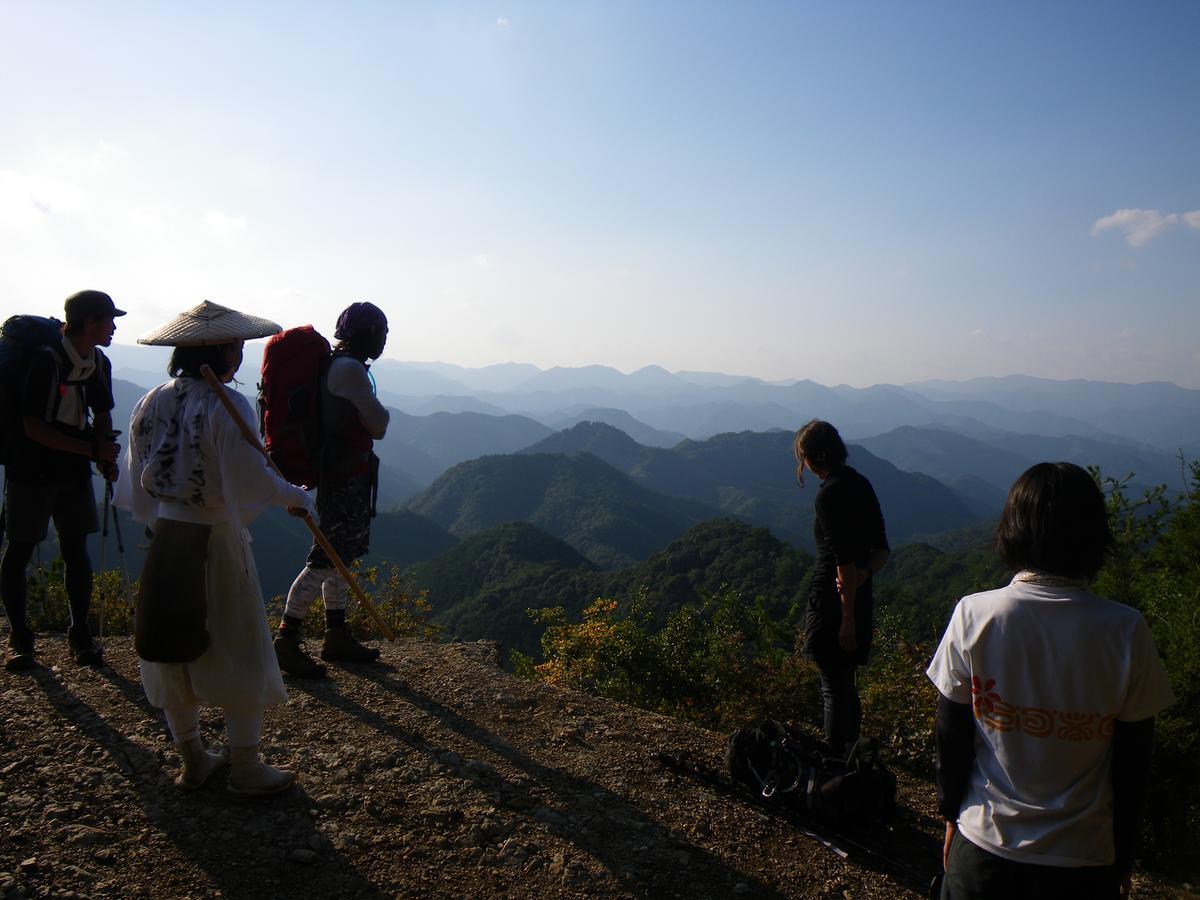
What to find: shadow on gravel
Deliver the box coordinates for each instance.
[96,664,158,716]
[31,666,387,900]
[292,668,784,899]
[660,749,942,894]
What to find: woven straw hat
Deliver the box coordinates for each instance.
[138,300,282,346]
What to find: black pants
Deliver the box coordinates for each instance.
[941,830,1119,899]
[1,534,92,640]
[817,659,860,754]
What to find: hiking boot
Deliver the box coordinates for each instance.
[67,626,104,667]
[227,746,295,796]
[321,626,381,663]
[273,633,327,678]
[175,737,229,790]
[4,632,36,672]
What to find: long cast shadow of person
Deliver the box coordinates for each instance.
[29,666,387,900]
[288,666,784,898]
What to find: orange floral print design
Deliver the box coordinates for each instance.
[970,677,1113,743]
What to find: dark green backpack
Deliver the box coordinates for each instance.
[0,315,65,466]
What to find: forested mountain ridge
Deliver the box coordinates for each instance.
[405,452,723,570]
[521,423,978,548]
[412,518,812,655]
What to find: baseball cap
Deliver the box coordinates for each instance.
[64,290,127,325]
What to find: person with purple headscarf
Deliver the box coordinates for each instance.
[274,302,390,677]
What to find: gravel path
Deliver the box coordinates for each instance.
[0,634,1188,899]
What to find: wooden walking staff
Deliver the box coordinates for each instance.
[199,364,397,642]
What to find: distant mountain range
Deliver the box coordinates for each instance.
[75,347,1197,662]
[857,425,1186,517]
[102,344,1200,451]
[96,349,1193,588]
[351,360,1200,453]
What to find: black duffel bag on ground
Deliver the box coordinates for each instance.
[724,718,897,826]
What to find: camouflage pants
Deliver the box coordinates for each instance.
[306,473,373,569]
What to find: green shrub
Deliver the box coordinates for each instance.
[517,587,821,733]
[25,559,137,636]
[264,560,443,643]
[859,610,938,772]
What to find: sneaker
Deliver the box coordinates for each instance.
[4,632,36,672]
[273,633,327,678]
[67,626,104,667]
[321,626,381,663]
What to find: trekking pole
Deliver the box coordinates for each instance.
[98,478,111,649]
[110,489,127,571]
[199,365,396,641]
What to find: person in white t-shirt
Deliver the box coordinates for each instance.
[927,462,1174,899]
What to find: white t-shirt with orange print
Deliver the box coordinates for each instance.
[927,578,1174,867]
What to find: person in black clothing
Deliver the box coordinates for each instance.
[2,290,124,670]
[794,419,890,755]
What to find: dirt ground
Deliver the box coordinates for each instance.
[0,633,1192,899]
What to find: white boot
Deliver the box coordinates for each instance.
[175,737,228,790]
[227,746,295,796]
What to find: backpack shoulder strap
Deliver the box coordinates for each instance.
[86,346,112,414]
[33,343,67,422]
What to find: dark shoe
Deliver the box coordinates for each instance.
[274,634,327,678]
[4,632,36,672]
[321,627,381,663]
[67,627,104,667]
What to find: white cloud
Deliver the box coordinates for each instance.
[1090,207,1200,247]
[204,209,248,239]
[472,253,492,268]
[0,169,91,229]
[969,327,985,338]
[496,16,510,30]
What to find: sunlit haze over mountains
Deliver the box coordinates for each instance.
[2,3,1197,387]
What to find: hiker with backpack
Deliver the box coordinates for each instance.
[793,420,890,756]
[271,301,390,678]
[1,290,124,671]
[117,301,315,795]
[928,463,1174,898]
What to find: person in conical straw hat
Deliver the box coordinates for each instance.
[115,300,314,795]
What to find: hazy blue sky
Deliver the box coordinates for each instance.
[2,2,1198,386]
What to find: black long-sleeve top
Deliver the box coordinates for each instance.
[802,465,888,666]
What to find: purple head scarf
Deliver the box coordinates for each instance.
[334,301,387,340]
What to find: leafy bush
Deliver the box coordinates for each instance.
[858,610,938,772]
[516,587,820,733]
[25,559,137,637]
[265,560,443,643]
[1092,461,1200,879]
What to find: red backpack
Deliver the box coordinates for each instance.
[258,325,331,487]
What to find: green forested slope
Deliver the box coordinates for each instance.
[413,517,813,656]
[406,452,725,569]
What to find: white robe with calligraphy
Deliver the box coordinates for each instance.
[116,377,313,711]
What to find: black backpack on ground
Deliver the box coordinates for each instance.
[0,315,66,466]
[724,718,896,826]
